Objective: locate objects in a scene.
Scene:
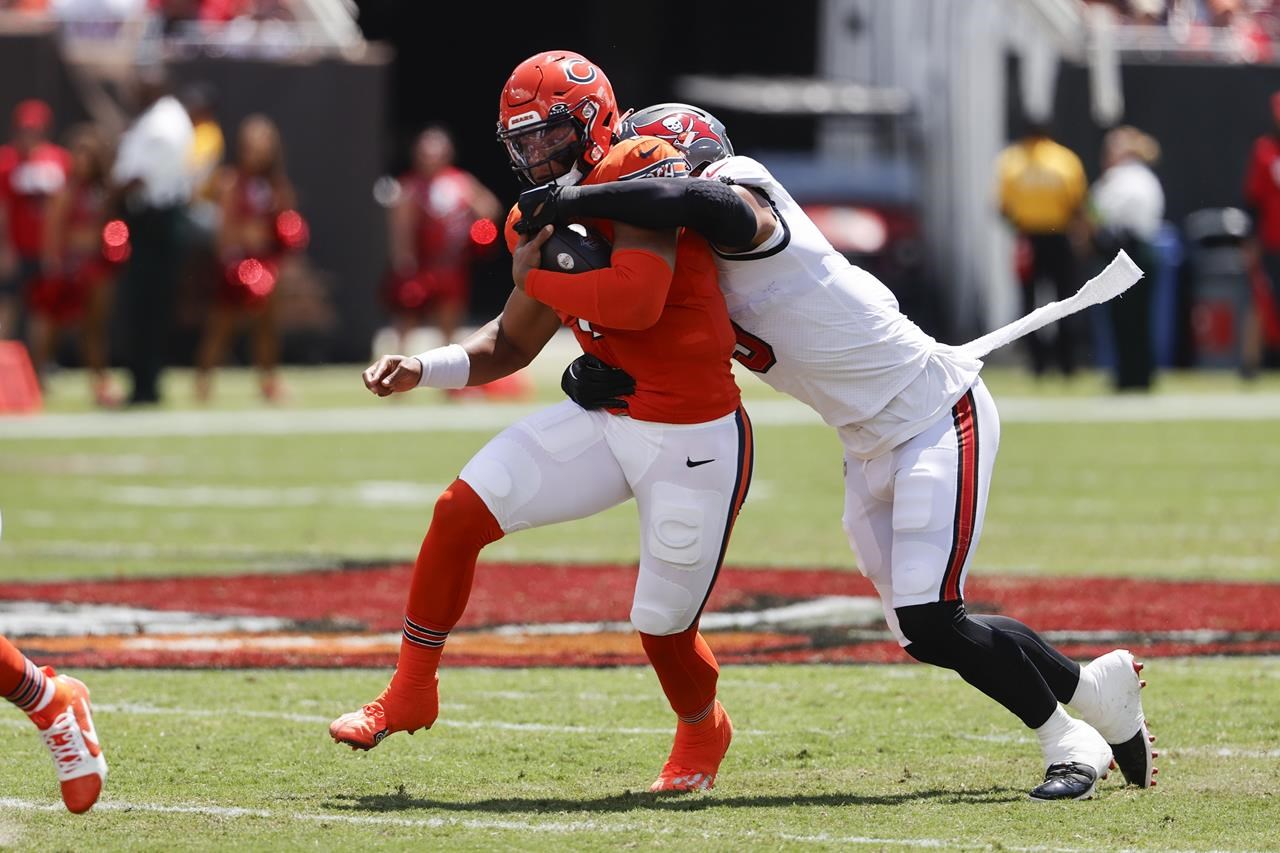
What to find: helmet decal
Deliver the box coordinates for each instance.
[633,111,725,150]
[564,59,597,84]
[506,110,542,130]
[618,103,734,174]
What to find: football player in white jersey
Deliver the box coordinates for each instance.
[515,103,1157,801]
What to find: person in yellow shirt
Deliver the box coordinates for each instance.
[182,83,225,228]
[995,121,1088,377]
[177,82,226,358]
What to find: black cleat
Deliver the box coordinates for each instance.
[1111,727,1157,788]
[1029,762,1101,801]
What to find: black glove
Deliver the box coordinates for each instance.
[515,183,563,235]
[561,353,635,409]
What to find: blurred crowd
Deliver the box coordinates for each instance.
[995,90,1280,390]
[1085,0,1279,25]
[1083,0,1280,60]
[0,61,509,410]
[0,0,307,60]
[0,0,289,22]
[0,67,312,407]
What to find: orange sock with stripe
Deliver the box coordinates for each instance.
[1,636,55,714]
[379,479,504,732]
[640,625,720,724]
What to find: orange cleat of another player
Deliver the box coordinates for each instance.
[649,701,733,793]
[329,676,439,751]
[27,667,107,814]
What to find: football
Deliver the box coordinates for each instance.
[539,223,613,273]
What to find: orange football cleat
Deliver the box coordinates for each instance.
[27,668,107,814]
[329,677,439,751]
[649,701,733,793]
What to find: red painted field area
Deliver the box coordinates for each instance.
[2,563,1277,668]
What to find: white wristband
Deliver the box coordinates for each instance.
[411,344,471,389]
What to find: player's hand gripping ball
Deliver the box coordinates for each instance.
[539,223,612,273]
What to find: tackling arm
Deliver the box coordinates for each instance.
[518,178,766,252]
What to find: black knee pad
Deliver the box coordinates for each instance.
[895,599,969,666]
[895,600,964,644]
[898,600,1030,671]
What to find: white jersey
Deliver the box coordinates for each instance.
[701,155,983,460]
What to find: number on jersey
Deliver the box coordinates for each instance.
[732,322,777,373]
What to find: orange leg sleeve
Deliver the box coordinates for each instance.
[381,479,504,730]
[640,625,720,722]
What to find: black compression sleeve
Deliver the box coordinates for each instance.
[555,178,759,249]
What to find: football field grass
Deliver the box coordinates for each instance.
[1,661,1277,851]
[3,360,1279,582]
[2,358,1279,850]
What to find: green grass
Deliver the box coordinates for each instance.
[3,365,1279,581]
[2,363,1279,850]
[2,660,1278,851]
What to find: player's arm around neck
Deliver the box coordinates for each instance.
[523,221,677,331]
[519,177,762,252]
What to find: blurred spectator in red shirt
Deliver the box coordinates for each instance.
[28,122,123,405]
[194,113,304,403]
[382,125,502,355]
[0,0,52,12]
[0,99,70,341]
[1242,90,1280,373]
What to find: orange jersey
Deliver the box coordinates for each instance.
[505,136,739,424]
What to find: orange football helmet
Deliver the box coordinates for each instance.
[496,50,619,187]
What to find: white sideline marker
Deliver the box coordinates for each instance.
[956,250,1144,360]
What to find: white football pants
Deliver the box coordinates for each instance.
[459,401,753,636]
[842,378,1001,645]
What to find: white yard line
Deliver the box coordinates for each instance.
[1170,746,1280,759]
[0,797,1251,852]
[4,392,1280,440]
[0,797,613,834]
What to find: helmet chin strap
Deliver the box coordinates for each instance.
[551,162,588,187]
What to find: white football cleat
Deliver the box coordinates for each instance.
[1071,649,1156,788]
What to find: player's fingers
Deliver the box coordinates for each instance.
[382,364,407,387]
[529,224,554,248]
[366,357,396,388]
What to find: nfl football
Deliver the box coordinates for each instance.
[539,223,613,273]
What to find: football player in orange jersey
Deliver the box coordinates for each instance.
[329,51,749,793]
[1,634,107,813]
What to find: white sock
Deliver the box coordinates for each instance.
[30,676,56,713]
[1068,662,1099,719]
[1034,704,1074,752]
